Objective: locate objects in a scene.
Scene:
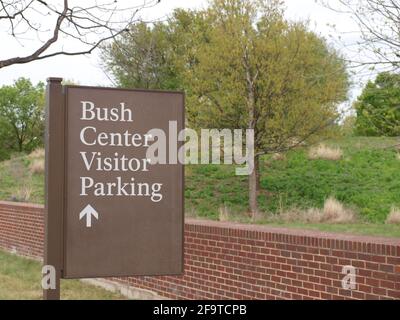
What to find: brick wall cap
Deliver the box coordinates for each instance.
[186,218,400,246]
[0,201,44,209]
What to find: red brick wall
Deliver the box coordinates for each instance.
[0,201,399,300]
[0,201,44,259]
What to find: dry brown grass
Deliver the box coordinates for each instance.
[386,207,400,224]
[7,159,26,181]
[29,159,44,175]
[29,148,45,159]
[308,144,343,161]
[13,185,32,202]
[186,207,198,218]
[271,153,286,161]
[275,197,356,224]
[320,197,356,223]
[275,208,325,224]
[219,205,230,222]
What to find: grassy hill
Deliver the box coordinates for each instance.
[0,137,399,237]
[187,137,400,222]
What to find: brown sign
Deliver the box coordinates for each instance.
[44,79,184,293]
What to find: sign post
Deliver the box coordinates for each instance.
[43,78,65,300]
[43,79,184,299]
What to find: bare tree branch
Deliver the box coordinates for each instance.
[321,0,400,70]
[0,0,162,69]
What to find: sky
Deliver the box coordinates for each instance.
[0,0,371,103]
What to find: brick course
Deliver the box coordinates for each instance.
[0,201,399,300]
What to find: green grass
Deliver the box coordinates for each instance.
[187,137,400,221]
[185,137,400,237]
[259,137,400,223]
[0,249,125,300]
[0,154,44,204]
[1,136,400,238]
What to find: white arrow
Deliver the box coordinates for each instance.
[79,204,99,228]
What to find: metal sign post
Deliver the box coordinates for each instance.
[43,78,65,300]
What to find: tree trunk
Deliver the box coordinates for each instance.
[249,160,258,218]
[255,155,260,191]
[18,138,23,152]
[243,50,259,220]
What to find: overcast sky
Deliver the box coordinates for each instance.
[0,0,369,102]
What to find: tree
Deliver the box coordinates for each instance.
[184,0,349,216]
[0,78,45,154]
[102,0,349,217]
[0,116,14,160]
[0,0,161,69]
[101,8,210,91]
[102,21,180,90]
[354,72,400,136]
[322,0,400,70]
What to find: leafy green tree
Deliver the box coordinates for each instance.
[0,117,14,160]
[184,0,349,215]
[102,22,181,90]
[102,0,349,216]
[354,72,400,136]
[0,78,45,155]
[101,9,210,91]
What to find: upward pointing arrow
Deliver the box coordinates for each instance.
[79,204,99,228]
